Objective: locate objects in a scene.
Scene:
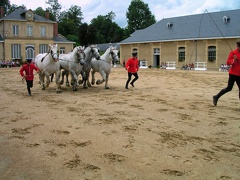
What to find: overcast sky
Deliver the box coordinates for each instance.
[10,0,240,27]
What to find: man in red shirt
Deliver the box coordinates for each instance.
[20,58,39,96]
[125,50,139,89]
[213,41,240,106]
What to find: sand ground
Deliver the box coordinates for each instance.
[0,66,240,180]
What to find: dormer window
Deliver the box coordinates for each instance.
[223,16,230,23]
[167,22,173,28]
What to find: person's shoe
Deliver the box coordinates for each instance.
[213,95,218,106]
[130,82,134,87]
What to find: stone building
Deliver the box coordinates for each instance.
[119,9,240,70]
[0,7,74,63]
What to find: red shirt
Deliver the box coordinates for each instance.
[20,63,39,80]
[125,57,139,73]
[226,48,240,76]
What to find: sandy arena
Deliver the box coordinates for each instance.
[0,66,239,180]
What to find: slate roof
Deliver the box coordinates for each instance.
[120,9,240,44]
[0,7,54,23]
[54,34,75,44]
[97,43,120,52]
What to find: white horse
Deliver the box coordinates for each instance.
[59,46,85,91]
[35,44,61,93]
[81,45,100,89]
[90,46,119,89]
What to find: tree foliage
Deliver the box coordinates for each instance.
[45,0,61,21]
[0,0,10,15]
[126,0,156,34]
[79,23,97,45]
[34,7,46,17]
[90,11,124,43]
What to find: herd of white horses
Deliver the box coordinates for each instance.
[34,44,119,93]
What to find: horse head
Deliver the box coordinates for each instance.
[90,45,100,60]
[110,46,119,64]
[76,46,85,65]
[48,44,59,62]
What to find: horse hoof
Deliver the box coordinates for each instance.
[42,87,45,90]
[105,87,110,89]
[73,88,77,91]
[56,90,61,93]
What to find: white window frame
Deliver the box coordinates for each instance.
[40,26,47,37]
[11,44,21,59]
[60,47,65,54]
[27,25,33,36]
[12,24,19,36]
[39,44,48,53]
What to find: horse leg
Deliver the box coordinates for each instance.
[105,73,110,89]
[45,74,50,88]
[39,72,45,90]
[91,70,96,85]
[55,70,61,93]
[96,70,106,85]
[83,70,90,89]
[78,70,84,85]
[70,70,77,91]
[60,70,65,85]
[65,71,70,87]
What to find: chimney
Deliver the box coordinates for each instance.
[0,6,4,18]
[45,10,49,19]
[53,22,58,37]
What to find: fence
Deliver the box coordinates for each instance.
[194,62,207,70]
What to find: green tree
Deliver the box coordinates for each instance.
[0,0,10,15]
[90,11,123,43]
[58,18,78,36]
[34,7,46,17]
[79,23,97,45]
[65,5,83,27]
[45,0,61,21]
[58,5,83,41]
[126,0,156,34]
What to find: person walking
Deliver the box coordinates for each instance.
[213,41,240,106]
[125,50,139,89]
[20,58,39,96]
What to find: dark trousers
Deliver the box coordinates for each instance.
[26,80,33,95]
[216,74,240,99]
[126,72,139,88]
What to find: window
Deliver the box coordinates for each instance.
[39,44,48,53]
[26,45,35,59]
[40,26,46,37]
[27,25,33,36]
[167,22,173,28]
[178,47,185,61]
[208,46,216,62]
[154,48,160,54]
[60,47,65,54]
[223,16,230,23]
[11,44,21,59]
[12,25,19,36]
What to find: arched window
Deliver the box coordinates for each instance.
[178,47,185,61]
[208,46,216,62]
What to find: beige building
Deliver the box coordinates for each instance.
[119,9,240,70]
[0,7,74,64]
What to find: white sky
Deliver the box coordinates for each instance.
[10,0,240,27]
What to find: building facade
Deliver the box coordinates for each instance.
[119,9,240,70]
[0,7,74,64]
